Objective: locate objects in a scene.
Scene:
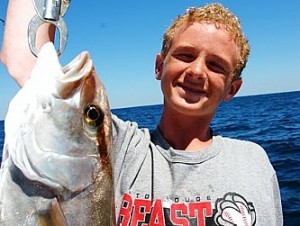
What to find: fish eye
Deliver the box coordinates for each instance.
[84,105,104,127]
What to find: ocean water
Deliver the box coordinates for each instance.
[1,91,299,225]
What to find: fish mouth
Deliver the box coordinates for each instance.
[56,52,93,99]
[61,52,92,81]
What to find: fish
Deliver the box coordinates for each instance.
[0,42,113,225]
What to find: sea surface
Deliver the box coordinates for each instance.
[1,91,299,225]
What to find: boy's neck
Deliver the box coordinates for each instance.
[158,111,213,152]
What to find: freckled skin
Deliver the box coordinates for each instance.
[156,22,241,119]
[155,22,242,151]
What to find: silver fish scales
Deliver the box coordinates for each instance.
[0,42,113,225]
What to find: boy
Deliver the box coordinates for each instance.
[1,2,283,225]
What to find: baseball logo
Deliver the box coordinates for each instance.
[214,192,256,226]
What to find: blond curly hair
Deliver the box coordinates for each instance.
[161,3,250,79]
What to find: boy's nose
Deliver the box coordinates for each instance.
[187,58,207,80]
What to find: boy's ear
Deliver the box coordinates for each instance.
[155,53,164,80]
[223,79,243,102]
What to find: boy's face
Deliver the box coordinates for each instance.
[155,22,242,118]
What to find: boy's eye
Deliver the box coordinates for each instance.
[207,61,226,74]
[174,53,194,62]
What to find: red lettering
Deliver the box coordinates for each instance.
[149,199,165,226]
[170,203,189,226]
[131,199,152,226]
[189,202,212,226]
[118,194,213,226]
[118,193,133,226]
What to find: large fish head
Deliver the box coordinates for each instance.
[4,42,112,192]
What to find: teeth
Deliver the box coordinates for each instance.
[184,85,203,94]
[177,82,205,94]
[188,87,200,92]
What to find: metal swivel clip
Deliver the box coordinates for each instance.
[28,0,70,57]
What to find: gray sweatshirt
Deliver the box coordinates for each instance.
[112,115,283,226]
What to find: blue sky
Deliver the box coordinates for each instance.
[0,0,299,120]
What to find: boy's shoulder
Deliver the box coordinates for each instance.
[215,135,273,168]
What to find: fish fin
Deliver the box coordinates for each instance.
[37,198,69,226]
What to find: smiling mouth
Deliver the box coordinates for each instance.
[178,83,206,95]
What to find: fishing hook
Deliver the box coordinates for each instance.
[28,0,70,57]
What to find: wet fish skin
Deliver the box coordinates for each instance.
[0,42,113,225]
